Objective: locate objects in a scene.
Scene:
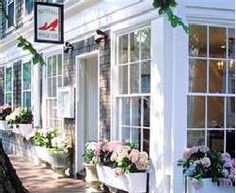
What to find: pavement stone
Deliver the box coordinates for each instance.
[9,155,86,193]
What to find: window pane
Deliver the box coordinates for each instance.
[118,65,128,94]
[140,28,151,60]
[8,3,14,28]
[209,60,226,93]
[228,29,235,59]
[52,55,57,76]
[187,130,205,147]
[52,77,57,97]
[143,129,150,153]
[209,27,226,58]
[228,60,235,93]
[6,67,12,92]
[131,97,141,126]
[47,57,52,77]
[121,127,131,143]
[58,54,62,75]
[141,62,150,93]
[23,62,31,90]
[187,96,205,128]
[130,63,139,93]
[121,98,130,125]
[6,93,12,105]
[119,35,128,64]
[226,97,235,128]
[25,0,33,14]
[189,59,207,92]
[47,77,52,97]
[23,92,31,108]
[207,130,224,152]
[143,96,150,127]
[131,127,141,150]
[58,76,62,88]
[130,32,139,62]
[207,97,224,128]
[226,130,235,158]
[189,25,207,57]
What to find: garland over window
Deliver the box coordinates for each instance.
[153,0,189,33]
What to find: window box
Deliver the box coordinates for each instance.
[96,165,147,193]
[187,178,234,193]
[12,124,33,138]
[0,121,10,130]
[34,146,51,164]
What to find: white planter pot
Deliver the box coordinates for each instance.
[96,165,147,193]
[187,178,234,193]
[0,120,10,130]
[34,146,51,163]
[12,124,33,138]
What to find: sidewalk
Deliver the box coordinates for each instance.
[9,155,86,193]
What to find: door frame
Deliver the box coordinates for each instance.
[75,50,100,173]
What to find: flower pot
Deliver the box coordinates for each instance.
[0,120,10,130]
[84,163,102,192]
[50,152,68,177]
[96,165,147,193]
[34,146,51,163]
[12,124,33,138]
[187,178,234,193]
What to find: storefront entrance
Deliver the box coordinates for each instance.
[75,51,99,172]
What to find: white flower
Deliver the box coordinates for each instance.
[200,157,211,168]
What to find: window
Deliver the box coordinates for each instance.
[116,27,151,152]
[188,25,235,157]
[5,66,13,105]
[46,54,63,129]
[6,0,14,29]
[22,62,31,108]
[25,0,33,15]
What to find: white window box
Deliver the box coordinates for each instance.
[187,178,234,193]
[0,120,10,130]
[12,124,33,138]
[96,165,147,193]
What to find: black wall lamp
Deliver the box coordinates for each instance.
[95,30,108,45]
[64,42,74,53]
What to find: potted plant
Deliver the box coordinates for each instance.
[6,107,33,137]
[0,104,11,130]
[83,142,102,192]
[178,146,235,193]
[49,135,71,177]
[96,141,149,193]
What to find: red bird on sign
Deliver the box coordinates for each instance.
[38,19,58,31]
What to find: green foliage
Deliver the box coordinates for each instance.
[17,36,45,65]
[0,1,45,65]
[153,0,189,33]
[30,129,58,148]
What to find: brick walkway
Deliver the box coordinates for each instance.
[9,155,86,193]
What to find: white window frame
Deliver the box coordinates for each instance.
[6,0,15,31]
[187,23,235,153]
[114,25,151,152]
[21,59,32,108]
[45,52,64,130]
[4,64,13,107]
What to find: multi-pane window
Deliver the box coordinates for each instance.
[6,0,14,29]
[5,66,13,105]
[22,62,31,108]
[116,27,151,152]
[46,54,63,129]
[188,25,235,157]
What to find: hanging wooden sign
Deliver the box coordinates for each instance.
[34,2,64,44]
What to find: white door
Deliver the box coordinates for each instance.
[84,57,98,142]
[75,53,99,173]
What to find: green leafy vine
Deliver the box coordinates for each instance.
[153,0,189,33]
[0,0,45,65]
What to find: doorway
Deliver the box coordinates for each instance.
[75,52,99,172]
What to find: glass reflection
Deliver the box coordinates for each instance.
[228,29,235,59]
[226,130,235,158]
[189,59,207,92]
[228,60,235,93]
[189,25,207,57]
[207,97,224,128]
[226,97,235,128]
[209,27,226,58]
[119,35,128,64]
[118,65,128,94]
[187,130,205,147]
[187,96,205,128]
[207,130,224,152]
[130,63,139,93]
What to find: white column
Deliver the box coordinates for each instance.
[32,63,41,127]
